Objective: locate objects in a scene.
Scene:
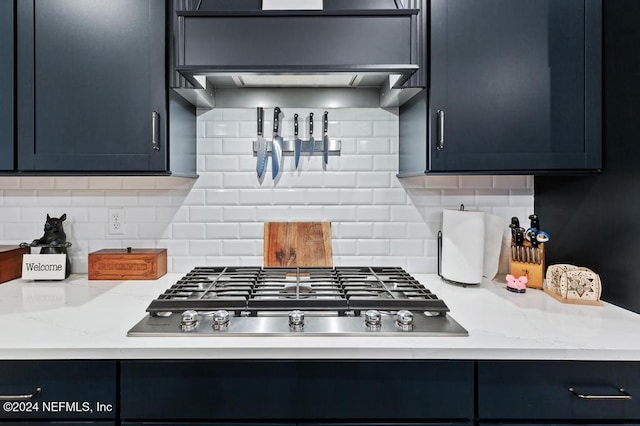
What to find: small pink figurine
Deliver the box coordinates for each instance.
[506,274,528,293]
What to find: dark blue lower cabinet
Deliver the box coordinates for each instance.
[0,361,117,421]
[122,424,470,426]
[120,360,474,421]
[0,423,114,425]
[478,361,640,421]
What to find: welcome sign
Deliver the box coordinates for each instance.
[22,254,67,280]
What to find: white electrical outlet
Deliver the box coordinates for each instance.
[108,208,125,235]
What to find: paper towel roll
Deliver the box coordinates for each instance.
[440,209,486,285]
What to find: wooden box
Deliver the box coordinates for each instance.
[88,248,167,280]
[0,245,30,284]
[509,241,545,289]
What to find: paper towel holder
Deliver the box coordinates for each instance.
[437,204,481,288]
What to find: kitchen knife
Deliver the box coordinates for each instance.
[322,111,329,167]
[256,107,268,179]
[271,107,283,179]
[294,114,302,169]
[307,112,315,156]
[515,227,524,262]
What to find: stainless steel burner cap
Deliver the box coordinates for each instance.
[212,309,230,330]
[180,310,199,332]
[288,310,305,330]
[396,309,414,331]
[364,309,382,330]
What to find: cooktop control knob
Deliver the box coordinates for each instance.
[396,310,414,331]
[212,309,230,331]
[289,310,305,330]
[364,309,382,330]
[180,310,199,332]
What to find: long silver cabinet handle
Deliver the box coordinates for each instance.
[568,387,632,400]
[436,110,445,150]
[152,111,160,151]
[0,387,42,400]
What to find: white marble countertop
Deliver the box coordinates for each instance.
[1,272,639,360]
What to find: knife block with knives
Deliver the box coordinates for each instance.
[510,239,545,289]
[509,215,547,289]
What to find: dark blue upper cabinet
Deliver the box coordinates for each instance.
[399,0,602,175]
[16,0,167,173]
[0,0,13,171]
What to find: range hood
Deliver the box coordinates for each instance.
[172,8,426,108]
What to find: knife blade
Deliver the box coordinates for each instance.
[294,113,301,169]
[322,111,329,167]
[256,107,268,179]
[271,107,283,179]
[307,112,315,157]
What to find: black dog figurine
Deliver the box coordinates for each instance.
[31,213,72,278]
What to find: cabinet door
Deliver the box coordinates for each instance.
[121,360,474,421]
[0,0,13,171]
[0,360,116,420]
[16,0,166,172]
[478,361,640,421]
[429,0,601,173]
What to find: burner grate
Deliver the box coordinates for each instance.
[146,266,449,315]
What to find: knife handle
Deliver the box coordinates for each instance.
[323,111,328,135]
[273,107,281,135]
[294,114,299,137]
[257,107,264,137]
[309,112,314,136]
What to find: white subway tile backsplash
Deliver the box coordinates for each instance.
[0,107,534,274]
[460,175,493,189]
[322,206,358,222]
[223,240,258,256]
[372,155,398,172]
[356,239,390,256]
[357,138,391,154]
[373,188,407,205]
[493,175,530,189]
[324,173,358,188]
[339,189,374,205]
[239,223,264,239]
[205,155,240,171]
[172,223,207,240]
[0,177,20,189]
[206,223,239,239]
[197,137,223,155]
[337,222,374,238]
[223,206,257,222]
[390,205,424,222]
[390,239,424,256]
[272,189,306,205]
[189,240,223,256]
[333,239,357,256]
[306,189,340,205]
[138,223,171,239]
[255,206,292,222]
[205,121,239,137]
[339,121,374,137]
[373,222,407,239]
[373,121,398,137]
[356,206,389,222]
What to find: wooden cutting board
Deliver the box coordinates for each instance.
[264,222,332,267]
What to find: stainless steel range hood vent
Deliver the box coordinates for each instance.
[172,8,426,108]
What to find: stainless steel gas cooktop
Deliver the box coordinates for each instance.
[127,266,468,337]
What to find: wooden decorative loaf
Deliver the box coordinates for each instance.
[544,264,602,306]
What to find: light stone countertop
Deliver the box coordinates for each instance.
[0,272,639,360]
